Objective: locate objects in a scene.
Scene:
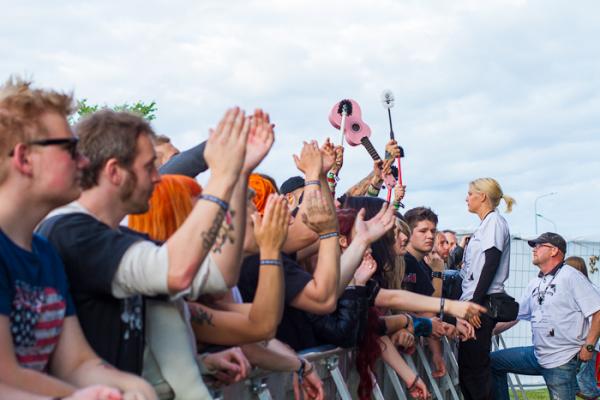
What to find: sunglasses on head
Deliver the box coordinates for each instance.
[9,137,80,159]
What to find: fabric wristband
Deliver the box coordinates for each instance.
[319,232,339,240]
[259,259,282,266]
[304,180,321,187]
[199,194,229,211]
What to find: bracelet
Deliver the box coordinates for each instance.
[303,360,314,376]
[199,194,229,211]
[367,184,380,197]
[304,180,321,187]
[407,374,420,391]
[259,259,282,266]
[439,297,446,321]
[296,357,306,376]
[432,271,443,280]
[319,232,339,240]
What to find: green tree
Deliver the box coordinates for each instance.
[69,99,157,124]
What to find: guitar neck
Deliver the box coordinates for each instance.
[360,137,381,161]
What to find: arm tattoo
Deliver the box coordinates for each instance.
[190,305,215,326]
[213,209,236,253]
[201,208,226,251]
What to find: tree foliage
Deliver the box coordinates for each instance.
[69,99,157,124]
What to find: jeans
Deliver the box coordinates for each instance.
[490,346,580,400]
[577,351,600,398]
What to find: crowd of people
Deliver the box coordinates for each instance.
[0,76,598,400]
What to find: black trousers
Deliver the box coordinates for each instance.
[458,314,497,400]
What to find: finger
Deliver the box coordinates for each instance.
[219,107,240,138]
[251,212,262,232]
[293,154,301,170]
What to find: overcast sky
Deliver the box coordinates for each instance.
[2,0,599,240]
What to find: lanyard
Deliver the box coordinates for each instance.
[536,265,563,306]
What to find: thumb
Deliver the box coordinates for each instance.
[356,208,366,222]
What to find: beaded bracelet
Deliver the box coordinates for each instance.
[319,232,339,240]
[304,180,321,187]
[199,194,229,211]
[259,259,282,266]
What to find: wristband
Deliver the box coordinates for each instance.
[319,232,339,240]
[259,259,282,266]
[432,271,443,280]
[304,180,321,187]
[407,374,420,391]
[199,194,229,211]
[367,184,380,197]
[439,297,446,321]
[296,357,306,376]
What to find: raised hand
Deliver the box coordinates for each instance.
[204,108,250,185]
[353,250,377,285]
[331,145,344,174]
[320,138,336,175]
[385,139,401,159]
[293,140,322,180]
[393,183,406,203]
[353,202,396,246]
[252,194,290,253]
[300,190,338,235]
[243,108,275,174]
[424,251,444,273]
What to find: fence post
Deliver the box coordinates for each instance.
[325,354,353,400]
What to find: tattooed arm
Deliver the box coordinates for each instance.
[165,108,249,293]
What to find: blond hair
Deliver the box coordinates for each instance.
[470,177,516,213]
[0,76,75,183]
[386,218,411,291]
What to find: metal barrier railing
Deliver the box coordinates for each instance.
[209,337,466,400]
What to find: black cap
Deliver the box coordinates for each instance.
[528,232,567,254]
[280,176,305,195]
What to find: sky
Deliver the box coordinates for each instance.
[2,0,599,240]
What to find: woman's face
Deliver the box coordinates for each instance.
[466,185,484,214]
[394,227,410,256]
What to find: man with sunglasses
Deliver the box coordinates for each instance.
[491,232,600,399]
[0,77,156,399]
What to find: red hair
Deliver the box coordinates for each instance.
[336,208,358,239]
[248,173,277,215]
[128,174,201,241]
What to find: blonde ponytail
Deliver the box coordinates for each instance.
[502,194,516,213]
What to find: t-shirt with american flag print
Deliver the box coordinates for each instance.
[0,230,75,371]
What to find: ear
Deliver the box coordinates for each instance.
[286,193,296,209]
[105,158,125,186]
[11,143,34,177]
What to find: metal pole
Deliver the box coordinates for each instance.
[534,192,557,234]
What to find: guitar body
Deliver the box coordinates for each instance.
[329,99,372,146]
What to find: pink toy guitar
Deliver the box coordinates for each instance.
[329,99,397,189]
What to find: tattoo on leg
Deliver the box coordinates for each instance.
[190,306,215,326]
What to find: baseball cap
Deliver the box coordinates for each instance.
[528,232,567,254]
[280,176,305,195]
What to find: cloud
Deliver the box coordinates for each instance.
[2,0,599,238]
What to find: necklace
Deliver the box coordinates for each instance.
[536,264,563,305]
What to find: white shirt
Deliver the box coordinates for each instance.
[460,211,511,301]
[517,264,600,368]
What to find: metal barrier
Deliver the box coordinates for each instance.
[209,339,464,399]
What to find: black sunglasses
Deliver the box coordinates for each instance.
[9,137,80,159]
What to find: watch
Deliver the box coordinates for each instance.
[432,271,443,279]
[586,344,595,352]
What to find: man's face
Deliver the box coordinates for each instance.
[32,112,89,207]
[434,232,450,262]
[532,243,559,266]
[409,220,437,254]
[444,232,457,250]
[154,142,179,168]
[120,133,160,214]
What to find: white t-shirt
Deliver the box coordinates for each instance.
[517,264,600,368]
[460,211,511,301]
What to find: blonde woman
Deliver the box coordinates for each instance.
[459,177,515,400]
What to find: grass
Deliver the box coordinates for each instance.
[510,388,550,400]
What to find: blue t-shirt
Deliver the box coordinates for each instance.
[0,230,75,372]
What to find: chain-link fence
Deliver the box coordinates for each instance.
[502,236,600,386]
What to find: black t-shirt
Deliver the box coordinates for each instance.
[237,254,317,351]
[37,212,146,374]
[402,252,434,296]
